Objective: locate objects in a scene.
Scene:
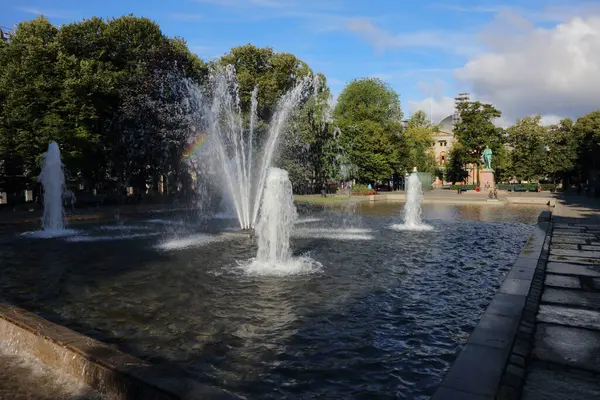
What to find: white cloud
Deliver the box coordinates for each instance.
[539,115,563,126]
[349,5,600,124]
[455,14,600,121]
[407,96,456,124]
[346,18,479,56]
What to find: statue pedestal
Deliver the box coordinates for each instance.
[479,169,495,189]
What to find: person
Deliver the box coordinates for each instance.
[537,183,541,193]
[367,184,372,190]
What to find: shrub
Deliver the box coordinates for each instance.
[351,184,370,195]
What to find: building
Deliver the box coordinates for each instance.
[432,92,478,184]
[0,26,14,43]
[433,115,456,167]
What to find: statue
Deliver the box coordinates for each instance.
[481,146,493,170]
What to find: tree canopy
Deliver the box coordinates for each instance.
[333,78,403,183]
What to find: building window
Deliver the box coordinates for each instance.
[440,151,447,165]
[439,140,447,147]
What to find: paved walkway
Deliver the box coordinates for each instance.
[521,196,600,400]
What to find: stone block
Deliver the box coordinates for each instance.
[546,262,600,277]
[439,344,508,397]
[496,384,520,400]
[507,265,536,281]
[537,304,600,331]
[522,365,600,400]
[550,248,600,258]
[552,237,588,245]
[510,354,525,368]
[545,274,581,289]
[538,211,552,222]
[548,255,600,265]
[502,364,525,388]
[533,324,600,373]
[512,338,532,357]
[542,288,600,310]
[499,278,532,296]
[485,293,526,318]
[467,312,519,350]
[512,257,539,270]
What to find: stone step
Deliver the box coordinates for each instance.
[545,274,581,289]
[542,288,600,310]
[548,255,600,266]
[537,304,600,331]
[546,262,600,277]
[550,249,600,258]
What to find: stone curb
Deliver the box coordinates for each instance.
[495,218,552,400]
[432,212,551,400]
[0,302,239,400]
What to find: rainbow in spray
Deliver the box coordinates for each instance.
[183,133,209,162]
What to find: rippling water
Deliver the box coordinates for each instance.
[0,204,542,399]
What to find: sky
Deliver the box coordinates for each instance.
[2,0,600,126]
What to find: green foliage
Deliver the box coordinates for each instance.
[574,110,600,174]
[333,78,403,183]
[402,110,436,173]
[0,15,207,199]
[506,115,548,181]
[218,44,312,121]
[544,118,581,183]
[454,101,504,164]
[444,143,469,184]
[449,184,476,191]
[497,184,538,192]
[277,74,338,192]
[350,184,376,195]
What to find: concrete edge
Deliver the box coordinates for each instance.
[431,211,552,400]
[0,302,239,400]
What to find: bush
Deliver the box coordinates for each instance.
[351,184,377,196]
[498,184,540,192]
[541,184,561,192]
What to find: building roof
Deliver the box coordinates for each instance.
[438,115,454,134]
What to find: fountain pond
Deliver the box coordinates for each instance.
[0,203,546,399]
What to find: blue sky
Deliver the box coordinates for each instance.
[2,0,600,124]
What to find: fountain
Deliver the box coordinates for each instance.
[391,167,433,231]
[21,142,77,238]
[242,167,321,276]
[39,142,65,233]
[186,66,314,230]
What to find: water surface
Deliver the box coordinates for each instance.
[0,204,544,399]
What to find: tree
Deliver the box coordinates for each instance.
[544,118,581,185]
[506,115,548,182]
[574,111,600,181]
[444,143,469,184]
[333,78,403,184]
[0,15,208,201]
[453,101,504,184]
[217,44,312,122]
[279,74,336,193]
[0,17,62,201]
[402,110,437,173]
